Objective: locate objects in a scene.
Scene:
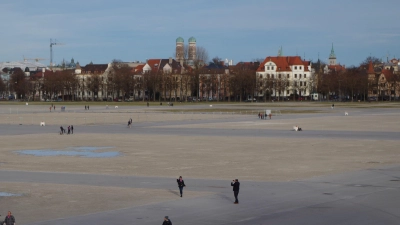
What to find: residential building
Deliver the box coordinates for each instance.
[256,55,312,99]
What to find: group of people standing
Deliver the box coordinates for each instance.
[258,112,272,120]
[84,105,90,110]
[59,125,74,135]
[1,211,15,225]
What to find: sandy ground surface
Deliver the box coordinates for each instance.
[0,133,399,181]
[1,182,211,224]
[1,103,400,224]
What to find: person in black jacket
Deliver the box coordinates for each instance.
[231,179,240,204]
[176,176,186,197]
[162,216,172,225]
[4,211,15,225]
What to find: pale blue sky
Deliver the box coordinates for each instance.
[0,0,399,67]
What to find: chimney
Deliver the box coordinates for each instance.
[169,57,172,64]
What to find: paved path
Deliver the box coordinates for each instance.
[2,165,400,225]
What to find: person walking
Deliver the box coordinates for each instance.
[88,105,89,110]
[71,125,74,134]
[67,126,71,134]
[53,105,55,111]
[85,105,87,110]
[4,211,16,225]
[60,126,64,135]
[162,216,172,225]
[177,176,186,197]
[231,179,240,204]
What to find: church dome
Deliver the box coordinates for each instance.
[188,37,196,43]
[176,37,184,43]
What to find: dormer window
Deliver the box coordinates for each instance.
[295,66,297,70]
[267,66,270,70]
[300,66,302,70]
[271,66,274,70]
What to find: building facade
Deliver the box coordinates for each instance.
[256,56,312,99]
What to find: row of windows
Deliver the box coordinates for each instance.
[259,74,308,79]
[259,81,307,86]
[259,90,304,95]
[266,66,304,71]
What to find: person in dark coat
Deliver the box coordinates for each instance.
[71,125,74,134]
[4,211,16,225]
[177,176,186,197]
[162,216,172,225]
[67,126,71,134]
[231,179,240,204]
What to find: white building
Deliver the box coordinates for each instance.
[256,56,312,99]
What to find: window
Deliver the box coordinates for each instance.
[259,74,262,78]
[287,90,290,94]
[299,74,302,79]
[271,66,274,70]
[259,82,263,87]
[304,74,307,78]
[279,74,281,78]
[300,81,303,86]
[300,66,302,70]
[260,90,263,95]
[287,74,290,78]
[304,82,307,86]
[295,74,297,78]
[267,74,270,78]
[295,66,297,70]
[294,81,297,86]
[267,66,270,70]
[271,74,274,78]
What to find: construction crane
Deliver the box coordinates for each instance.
[50,39,64,69]
[23,56,47,62]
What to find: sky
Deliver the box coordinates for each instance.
[0,0,399,67]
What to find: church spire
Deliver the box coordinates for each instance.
[278,46,283,57]
[329,43,336,59]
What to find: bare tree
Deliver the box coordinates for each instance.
[11,68,29,100]
[87,73,101,101]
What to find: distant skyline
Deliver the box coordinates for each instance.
[0,0,399,67]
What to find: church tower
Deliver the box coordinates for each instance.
[176,37,184,62]
[188,37,196,61]
[329,43,337,65]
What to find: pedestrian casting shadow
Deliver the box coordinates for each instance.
[217,193,235,203]
[168,189,180,196]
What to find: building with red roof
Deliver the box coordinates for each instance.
[256,54,312,100]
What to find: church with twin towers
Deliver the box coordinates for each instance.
[175,37,196,63]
